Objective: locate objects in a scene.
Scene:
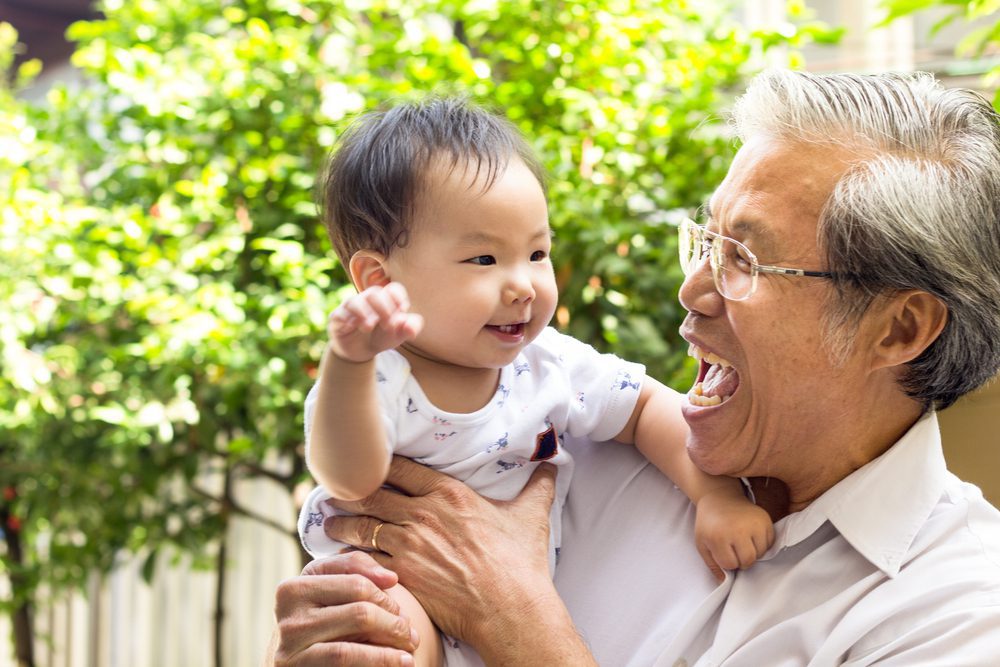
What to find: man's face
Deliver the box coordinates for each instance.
[678,136,878,493]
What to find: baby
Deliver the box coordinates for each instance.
[297,97,774,666]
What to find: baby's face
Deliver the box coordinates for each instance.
[383,156,557,371]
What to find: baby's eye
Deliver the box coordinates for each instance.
[530,250,548,261]
[466,255,496,266]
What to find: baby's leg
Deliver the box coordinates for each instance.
[387,582,443,667]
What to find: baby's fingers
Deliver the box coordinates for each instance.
[751,522,775,556]
[382,282,411,311]
[697,542,727,583]
[339,295,381,332]
[732,539,759,570]
[360,284,410,325]
[389,312,424,341]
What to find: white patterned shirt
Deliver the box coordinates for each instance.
[298,326,645,563]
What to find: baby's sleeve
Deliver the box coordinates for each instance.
[302,353,403,470]
[539,328,646,443]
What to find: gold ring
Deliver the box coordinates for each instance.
[371,521,386,552]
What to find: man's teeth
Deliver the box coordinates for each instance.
[688,344,732,368]
[687,344,734,406]
[689,382,726,406]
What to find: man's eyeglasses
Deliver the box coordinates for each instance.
[678,217,835,301]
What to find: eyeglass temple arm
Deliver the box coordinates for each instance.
[756,265,835,278]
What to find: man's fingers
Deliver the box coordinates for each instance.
[323,514,401,554]
[327,483,416,524]
[516,462,557,509]
[308,601,415,650]
[275,572,399,617]
[285,642,414,667]
[383,455,453,497]
[302,552,398,589]
[275,603,416,664]
[299,642,415,667]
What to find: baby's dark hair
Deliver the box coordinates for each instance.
[320,96,546,265]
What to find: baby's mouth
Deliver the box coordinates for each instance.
[489,322,526,335]
[688,344,740,406]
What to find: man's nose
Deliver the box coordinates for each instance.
[678,253,723,315]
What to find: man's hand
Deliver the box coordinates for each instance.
[322,457,595,665]
[327,282,424,363]
[267,552,418,666]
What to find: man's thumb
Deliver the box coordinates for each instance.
[517,462,557,510]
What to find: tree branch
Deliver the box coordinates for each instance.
[234,460,295,487]
[191,482,294,537]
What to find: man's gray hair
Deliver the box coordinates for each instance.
[732,69,1000,410]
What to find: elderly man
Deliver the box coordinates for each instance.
[269,70,1000,666]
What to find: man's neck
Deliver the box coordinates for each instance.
[782,392,926,514]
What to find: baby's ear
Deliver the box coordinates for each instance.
[348,251,391,289]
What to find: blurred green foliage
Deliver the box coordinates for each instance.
[878,0,1000,107]
[0,0,839,617]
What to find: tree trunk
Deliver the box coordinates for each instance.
[2,504,36,667]
[213,467,233,667]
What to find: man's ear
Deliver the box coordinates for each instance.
[348,251,391,290]
[872,290,948,370]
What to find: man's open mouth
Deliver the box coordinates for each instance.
[688,344,740,407]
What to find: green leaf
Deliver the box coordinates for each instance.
[140,549,159,584]
[874,0,942,26]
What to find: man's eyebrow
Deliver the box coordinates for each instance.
[729,220,776,254]
[701,201,776,254]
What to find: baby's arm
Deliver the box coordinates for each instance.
[308,282,423,501]
[390,582,445,667]
[614,377,774,579]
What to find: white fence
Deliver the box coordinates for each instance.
[1,475,303,667]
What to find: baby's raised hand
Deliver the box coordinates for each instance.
[327,282,424,363]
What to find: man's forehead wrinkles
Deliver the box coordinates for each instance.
[703,194,776,246]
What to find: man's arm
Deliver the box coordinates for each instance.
[324,458,599,666]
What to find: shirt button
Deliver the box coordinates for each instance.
[673,660,688,667]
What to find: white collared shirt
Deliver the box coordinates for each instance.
[557,413,1000,666]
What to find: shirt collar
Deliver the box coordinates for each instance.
[769,412,946,577]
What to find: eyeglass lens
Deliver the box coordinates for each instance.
[679,220,755,300]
